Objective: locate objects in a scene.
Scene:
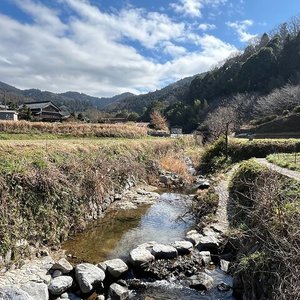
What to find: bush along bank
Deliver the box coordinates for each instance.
[0,138,190,268]
[200,137,300,173]
[227,159,300,300]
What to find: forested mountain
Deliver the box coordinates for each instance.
[105,74,201,114]
[0,74,198,114]
[161,18,300,132]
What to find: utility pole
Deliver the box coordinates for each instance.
[4,90,7,110]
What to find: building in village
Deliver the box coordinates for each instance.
[21,101,70,122]
[0,110,18,121]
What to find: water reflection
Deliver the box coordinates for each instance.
[63,193,195,264]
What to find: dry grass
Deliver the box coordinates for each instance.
[0,120,148,138]
[0,137,191,263]
[230,161,300,299]
[159,153,192,182]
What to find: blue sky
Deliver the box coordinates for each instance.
[0,0,299,97]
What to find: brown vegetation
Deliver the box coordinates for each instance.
[229,160,300,299]
[0,120,148,138]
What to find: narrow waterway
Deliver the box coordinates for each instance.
[62,189,233,300]
[63,192,195,264]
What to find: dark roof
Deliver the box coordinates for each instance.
[22,101,60,110]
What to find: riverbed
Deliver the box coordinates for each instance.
[63,192,195,264]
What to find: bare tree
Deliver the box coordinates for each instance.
[255,83,300,117]
[205,105,240,159]
[149,111,168,131]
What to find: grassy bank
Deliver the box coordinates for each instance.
[0,120,148,138]
[267,152,300,171]
[200,137,300,173]
[0,137,194,263]
[229,160,300,299]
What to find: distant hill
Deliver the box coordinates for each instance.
[0,74,200,114]
[105,75,202,114]
[0,81,135,112]
[61,91,134,109]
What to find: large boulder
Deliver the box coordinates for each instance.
[75,263,105,294]
[52,258,73,274]
[172,241,193,255]
[0,287,34,300]
[109,283,129,300]
[48,276,73,296]
[189,273,214,291]
[101,259,128,279]
[20,282,49,300]
[151,244,178,259]
[129,247,155,267]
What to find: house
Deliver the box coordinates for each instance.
[22,101,70,122]
[170,126,183,137]
[0,110,18,121]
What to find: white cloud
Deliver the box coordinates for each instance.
[226,19,257,42]
[0,0,237,97]
[162,42,187,58]
[171,0,227,18]
[198,23,216,31]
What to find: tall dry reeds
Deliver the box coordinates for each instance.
[0,120,148,138]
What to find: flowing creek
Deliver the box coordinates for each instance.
[62,191,233,299]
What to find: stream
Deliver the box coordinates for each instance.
[62,190,233,300]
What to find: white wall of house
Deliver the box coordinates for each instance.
[0,111,18,121]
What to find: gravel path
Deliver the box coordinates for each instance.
[255,158,300,182]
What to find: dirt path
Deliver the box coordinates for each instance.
[212,165,239,234]
[255,158,300,182]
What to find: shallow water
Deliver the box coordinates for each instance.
[132,274,233,300]
[63,192,195,264]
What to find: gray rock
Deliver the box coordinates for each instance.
[102,259,128,278]
[129,247,155,267]
[151,244,178,259]
[189,273,214,291]
[198,180,210,190]
[20,282,49,300]
[172,241,193,255]
[4,249,12,264]
[198,235,220,250]
[199,251,211,265]
[59,293,83,300]
[159,175,172,185]
[109,283,129,300]
[218,282,231,292]
[52,270,63,278]
[48,276,73,296]
[52,258,73,274]
[75,263,105,294]
[220,259,230,273]
[0,287,34,300]
[185,230,203,246]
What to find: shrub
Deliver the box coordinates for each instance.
[230,161,300,299]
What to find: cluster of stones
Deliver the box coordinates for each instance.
[128,233,231,293]
[0,256,130,300]
[0,229,232,300]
